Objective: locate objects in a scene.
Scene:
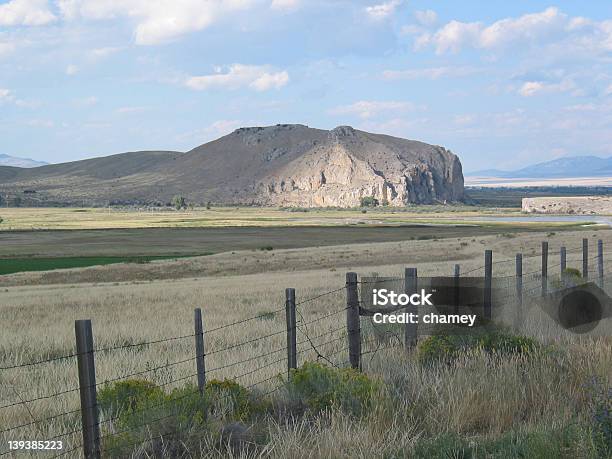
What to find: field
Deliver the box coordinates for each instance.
[0,206,591,232]
[1,209,611,457]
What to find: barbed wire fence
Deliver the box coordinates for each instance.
[0,237,608,458]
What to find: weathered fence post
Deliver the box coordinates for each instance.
[75,320,101,459]
[285,288,297,375]
[484,250,492,320]
[583,238,589,280]
[560,246,567,285]
[515,253,523,329]
[453,264,460,315]
[541,241,548,297]
[404,268,418,348]
[346,272,361,370]
[598,239,604,288]
[194,308,206,395]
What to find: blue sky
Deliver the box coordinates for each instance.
[1,1,612,172]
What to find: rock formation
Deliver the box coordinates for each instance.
[0,124,464,207]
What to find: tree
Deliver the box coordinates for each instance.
[360,196,379,207]
[172,195,187,210]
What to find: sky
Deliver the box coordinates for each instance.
[1,1,612,172]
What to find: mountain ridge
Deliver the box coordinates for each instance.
[0,154,48,168]
[468,155,612,178]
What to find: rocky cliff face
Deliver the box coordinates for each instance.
[0,124,464,207]
[258,126,463,207]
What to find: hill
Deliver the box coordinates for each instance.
[0,124,463,207]
[0,154,48,168]
[469,155,612,179]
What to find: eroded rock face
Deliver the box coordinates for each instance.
[258,126,463,207]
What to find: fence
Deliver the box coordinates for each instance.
[0,237,609,458]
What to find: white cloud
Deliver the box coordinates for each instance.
[73,96,98,106]
[421,7,569,54]
[382,66,479,80]
[58,0,258,45]
[518,79,575,97]
[186,64,289,91]
[0,0,56,26]
[365,0,402,21]
[91,46,123,58]
[330,100,418,119]
[0,88,14,103]
[65,64,78,75]
[414,9,437,27]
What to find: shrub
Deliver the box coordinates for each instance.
[286,362,381,416]
[360,196,379,207]
[205,379,253,420]
[97,379,164,415]
[588,378,612,456]
[172,195,187,210]
[417,331,540,365]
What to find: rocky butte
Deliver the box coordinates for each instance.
[0,124,464,207]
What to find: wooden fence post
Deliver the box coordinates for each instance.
[285,288,297,375]
[404,268,418,348]
[194,308,206,395]
[583,238,589,280]
[75,320,101,459]
[560,246,567,285]
[541,241,548,297]
[453,264,460,315]
[515,253,523,329]
[346,273,361,370]
[598,239,604,288]
[484,250,492,320]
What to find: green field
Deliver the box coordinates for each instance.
[0,255,197,275]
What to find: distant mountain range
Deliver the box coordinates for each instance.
[0,154,48,168]
[468,156,612,178]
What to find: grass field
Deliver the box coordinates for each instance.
[0,255,199,276]
[0,206,591,232]
[1,227,611,457]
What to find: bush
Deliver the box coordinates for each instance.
[360,196,379,207]
[588,378,612,456]
[417,331,540,365]
[205,379,255,420]
[286,362,381,416]
[97,379,164,415]
[172,195,187,210]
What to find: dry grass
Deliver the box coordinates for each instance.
[0,230,611,457]
[0,206,588,232]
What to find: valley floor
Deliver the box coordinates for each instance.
[0,225,610,457]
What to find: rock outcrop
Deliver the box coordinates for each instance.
[0,124,464,207]
[522,196,612,215]
[257,125,463,206]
